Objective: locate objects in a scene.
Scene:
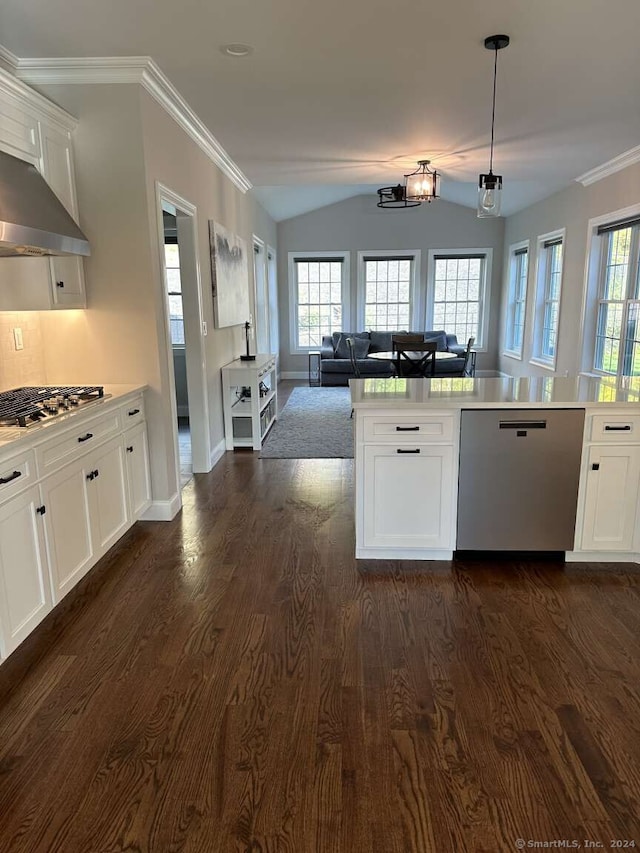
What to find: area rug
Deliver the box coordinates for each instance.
[259,386,353,458]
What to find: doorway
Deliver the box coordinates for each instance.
[253,238,279,360]
[157,184,211,502]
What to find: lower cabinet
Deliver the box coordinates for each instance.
[362,443,454,550]
[124,423,152,519]
[0,486,52,658]
[579,444,640,552]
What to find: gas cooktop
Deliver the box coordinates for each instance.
[0,386,107,428]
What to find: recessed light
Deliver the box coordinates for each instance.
[220,43,253,58]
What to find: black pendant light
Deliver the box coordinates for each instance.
[376,183,421,209]
[478,34,509,218]
[405,160,440,202]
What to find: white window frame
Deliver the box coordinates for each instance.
[530,228,566,371]
[356,249,421,331]
[502,239,529,360]
[426,248,492,351]
[580,203,640,377]
[287,251,350,354]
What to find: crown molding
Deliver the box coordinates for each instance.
[15,56,252,193]
[576,144,640,187]
[0,44,19,73]
[0,63,77,131]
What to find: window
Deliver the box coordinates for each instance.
[594,220,640,376]
[504,243,528,357]
[358,252,418,331]
[532,232,564,367]
[164,243,184,345]
[427,250,491,348]
[288,253,348,351]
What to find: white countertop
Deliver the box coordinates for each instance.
[350,375,640,409]
[0,384,146,452]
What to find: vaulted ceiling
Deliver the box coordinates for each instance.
[1,0,639,219]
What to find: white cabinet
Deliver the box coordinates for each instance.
[222,355,277,450]
[0,486,51,659]
[0,70,86,310]
[87,437,129,555]
[362,444,454,550]
[124,423,152,520]
[578,444,640,552]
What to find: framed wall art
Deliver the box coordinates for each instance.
[209,221,250,328]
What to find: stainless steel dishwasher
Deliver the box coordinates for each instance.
[457,409,585,551]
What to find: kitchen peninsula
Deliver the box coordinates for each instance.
[351,376,640,562]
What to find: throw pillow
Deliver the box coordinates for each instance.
[335,334,370,359]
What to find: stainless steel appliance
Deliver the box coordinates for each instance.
[0,386,107,428]
[457,408,585,551]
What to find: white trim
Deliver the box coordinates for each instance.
[210,438,226,469]
[287,250,351,355]
[579,202,640,375]
[280,371,309,380]
[502,239,529,360]
[0,64,77,131]
[15,56,252,193]
[141,493,182,522]
[576,144,640,187]
[566,550,639,563]
[530,228,566,371]
[356,249,421,331]
[0,44,19,74]
[356,547,454,561]
[425,248,493,351]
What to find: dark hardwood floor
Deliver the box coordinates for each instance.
[0,432,639,850]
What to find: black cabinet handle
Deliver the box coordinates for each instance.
[396,425,420,432]
[36,505,46,515]
[397,448,421,454]
[0,470,22,485]
[126,446,134,453]
[86,471,94,481]
[93,469,99,479]
[78,432,93,443]
[128,409,140,416]
[604,424,631,431]
[56,280,65,288]
[592,463,600,471]
[500,420,546,430]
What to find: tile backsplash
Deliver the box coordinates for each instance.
[0,312,47,390]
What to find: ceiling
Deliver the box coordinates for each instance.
[1,0,639,221]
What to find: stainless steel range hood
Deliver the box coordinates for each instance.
[0,150,90,258]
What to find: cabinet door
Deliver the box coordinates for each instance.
[39,122,86,308]
[362,444,454,549]
[88,438,130,555]
[40,457,94,603]
[580,445,640,551]
[124,424,152,520]
[0,486,51,658]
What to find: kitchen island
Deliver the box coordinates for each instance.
[351,375,640,562]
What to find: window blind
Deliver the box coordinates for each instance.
[597,215,640,235]
[543,237,563,248]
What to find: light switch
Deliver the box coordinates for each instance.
[13,328,24,351]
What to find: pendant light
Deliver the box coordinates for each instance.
[405,160,440,203]
[478,34,509,218]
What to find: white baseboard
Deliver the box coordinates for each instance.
[356,547,454,561]
[280,371,309,380]
[209,438,226,469]
[142,492,182,521]
[476,369,501,377]
[566,550,639,563]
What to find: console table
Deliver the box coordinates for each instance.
[221,354,277,450]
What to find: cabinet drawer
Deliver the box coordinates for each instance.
[589,414,640,442]
[0,449,37,505]
[36,410,122,476]
[363,415,454,442]
[258,359,275,378]
[121,397,145,428]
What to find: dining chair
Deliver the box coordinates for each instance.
[392,337,437,378]
[461,336,476,377]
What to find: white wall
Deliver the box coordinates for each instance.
[33,81,275,511]
[499,160,640,377]
[277,194,505,375]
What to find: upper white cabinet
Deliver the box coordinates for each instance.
[0,69,86,311]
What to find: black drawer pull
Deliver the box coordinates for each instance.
[592,463,600,471]
[500,421,546,430]
[396,425,420,432]
[126,446,134,453]
[397,448,421,454]
[86,471,94,481]
[36,505,46,515]
[0,470,22,485]
[128,408,140,416]
[56,280,65,288]
[604,424,631,431]
[78,432,93,443]
[93,469,99,479]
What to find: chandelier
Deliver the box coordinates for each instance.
[478,34,510,218]
[376,160,440,209]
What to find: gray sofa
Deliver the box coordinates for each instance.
[320,330,466,386]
